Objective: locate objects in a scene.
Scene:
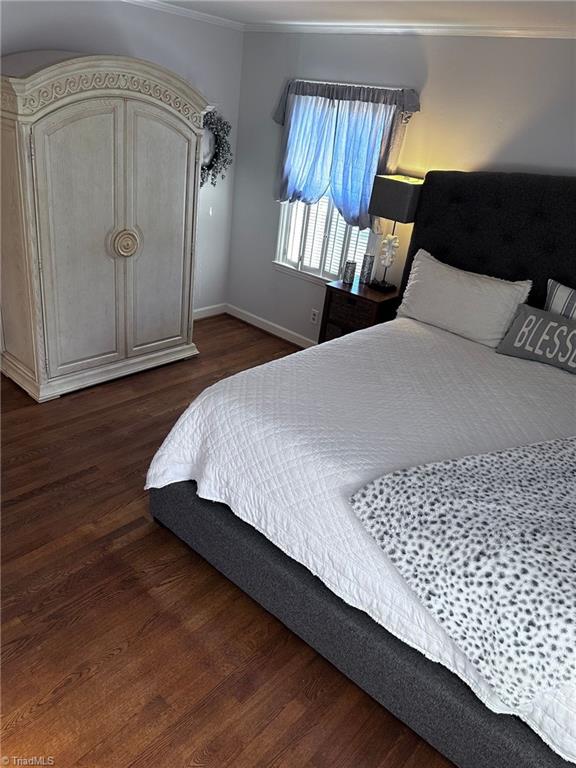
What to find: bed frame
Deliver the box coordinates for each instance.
[150,171,576,768]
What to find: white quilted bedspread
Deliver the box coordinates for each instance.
[146,317,576,762]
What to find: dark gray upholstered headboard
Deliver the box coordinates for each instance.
[402,171,576,308]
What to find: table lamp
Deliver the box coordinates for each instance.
[368,174,423,291]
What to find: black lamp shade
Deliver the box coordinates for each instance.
[369,174,423,223]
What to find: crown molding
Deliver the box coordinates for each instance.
[245,22,575,39]
[121,0,245,30]
[121,1,576,40]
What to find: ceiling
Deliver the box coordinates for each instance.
[149,1,576,37]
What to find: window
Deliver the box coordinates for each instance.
[275,197,379,281]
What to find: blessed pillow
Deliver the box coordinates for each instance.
[497,304,576,374]
[397,250,532,347]
[545,279,576,320]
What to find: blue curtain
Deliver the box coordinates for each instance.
[278,94,337,204]
[275,82,419,229]
[330,100,396,230]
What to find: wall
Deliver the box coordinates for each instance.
[228,32,576,343]
[0,0,244,311]
[3,6,575,342]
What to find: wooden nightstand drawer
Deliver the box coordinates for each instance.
[318,280,400,343]
[329,292,373,326]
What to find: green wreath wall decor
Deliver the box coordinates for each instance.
[200,110,233,187]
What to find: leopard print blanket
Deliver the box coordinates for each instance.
[351,436,576,709]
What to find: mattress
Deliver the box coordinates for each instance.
[146,317,576,762]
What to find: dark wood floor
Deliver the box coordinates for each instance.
[1,314,454,768]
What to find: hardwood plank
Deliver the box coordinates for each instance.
[1,315,454,767]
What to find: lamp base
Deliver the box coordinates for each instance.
[369,279,397,294]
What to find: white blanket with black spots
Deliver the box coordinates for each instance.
[351,436,576,709]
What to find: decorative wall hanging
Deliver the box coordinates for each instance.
[200,109,233,187]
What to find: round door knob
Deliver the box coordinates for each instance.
[113,229,139,257]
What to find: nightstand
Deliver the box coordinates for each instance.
[318,280,400,343]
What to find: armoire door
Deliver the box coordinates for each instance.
[33,98,126,378]
[125,100,197,357]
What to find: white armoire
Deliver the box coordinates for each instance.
[1,53,208,401]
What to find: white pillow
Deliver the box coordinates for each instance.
[397,249,532,347]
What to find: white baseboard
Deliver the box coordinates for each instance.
[226,304,317,348]
[193,302,317,348]
[193,303,228,319]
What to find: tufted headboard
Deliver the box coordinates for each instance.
[402,171,576,308]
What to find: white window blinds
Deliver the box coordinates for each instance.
[276,197,374,281]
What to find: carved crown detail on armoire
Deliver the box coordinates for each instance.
[1,53,208,401]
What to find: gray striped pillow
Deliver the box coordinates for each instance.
[545,279,576,320]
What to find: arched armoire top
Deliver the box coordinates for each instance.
[1,53,209,131]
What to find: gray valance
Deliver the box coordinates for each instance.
[273,78,420,126]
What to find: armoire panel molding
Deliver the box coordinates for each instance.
[1,55,209,128]
[33,98,127,377]
[125,99,196,357]
[0,117,37,377]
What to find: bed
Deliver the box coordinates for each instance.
[147,171,576,768]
